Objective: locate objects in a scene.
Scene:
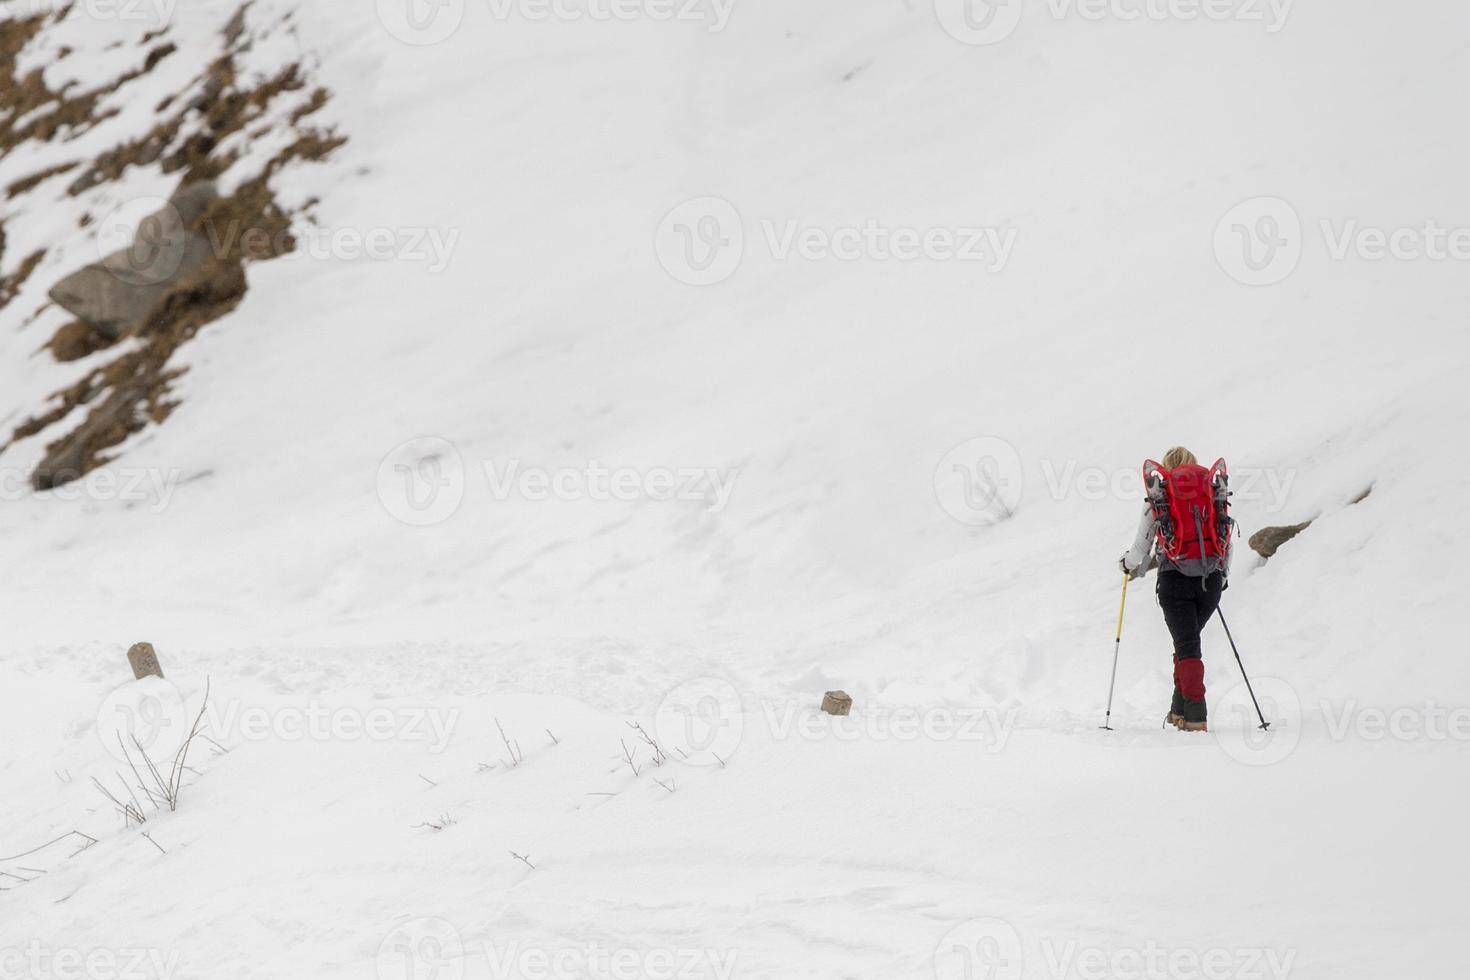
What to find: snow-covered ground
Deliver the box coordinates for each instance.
[3,1,1468,977]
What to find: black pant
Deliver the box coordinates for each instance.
[1157,570,1224,719]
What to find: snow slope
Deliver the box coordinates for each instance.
[3,1,1469,977]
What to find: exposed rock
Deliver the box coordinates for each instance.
[2,6,346,490]
[48,181,221,341]
[33,251,247,490]
[1249,521,1314,560]
[821,691,853,716]
[127,642,164,679]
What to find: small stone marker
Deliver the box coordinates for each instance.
[127,642,164,680]
[821,690,852,716]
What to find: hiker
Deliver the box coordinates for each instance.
[1119,447,1234,732]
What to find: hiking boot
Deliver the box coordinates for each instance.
[1179,719,1208,732]
[1166,712,1187,730]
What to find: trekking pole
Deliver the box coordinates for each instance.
[1216,607,1270,730]
[1100,573,1130,731]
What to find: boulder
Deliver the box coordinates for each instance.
[821,691,853,716]
[127,642,164,680]
[1249,521,1314,560]
[48,181,219,341]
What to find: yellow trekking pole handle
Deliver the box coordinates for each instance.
[1116,572,1130,640]
[1101,572,1130,730]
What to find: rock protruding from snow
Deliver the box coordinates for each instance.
[48,182,223,342]
[1249,521,1314,559]
[822,691,853,716]
[127,642,164,680]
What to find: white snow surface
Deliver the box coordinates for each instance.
[2,1,1468,978]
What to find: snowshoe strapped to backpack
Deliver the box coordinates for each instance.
[1142,457,1234,577]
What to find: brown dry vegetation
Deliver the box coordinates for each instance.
[0,4,347,488]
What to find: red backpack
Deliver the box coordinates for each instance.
[1143,457,1234,576]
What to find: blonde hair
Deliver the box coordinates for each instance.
[1162,446,1198,469]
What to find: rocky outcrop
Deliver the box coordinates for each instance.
[0,3,347,490]
[49,182,227,341]
[1249,521,1314,560]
